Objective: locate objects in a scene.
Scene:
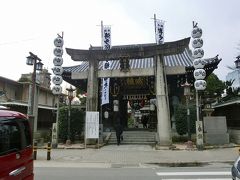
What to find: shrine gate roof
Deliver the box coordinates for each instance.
[63,48,220,73]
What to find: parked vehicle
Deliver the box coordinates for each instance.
[232,156,240,180]
[0,109,33,180]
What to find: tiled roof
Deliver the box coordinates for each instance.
[63,48,194,73]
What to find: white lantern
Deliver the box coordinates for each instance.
[194,80,207,90]
[191,27,202,38]
[104,111,109,119]
[53,57,63,66]
[113,100,119,112]
[54,37,64,47]
[193,48,204,59]
[52,85,62,94]
[53,47,63,57]
[52,66,63,75]
[52,75,63,85]
[150,104,155,111]
[192,38,203,48]
[193,59,206,69]
[194,69,206,80]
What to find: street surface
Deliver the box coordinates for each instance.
[35,166,232,180]
[34,144,238,179]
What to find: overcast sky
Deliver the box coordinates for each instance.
[0,0,240,83]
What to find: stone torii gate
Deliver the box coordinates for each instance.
[66,37,190,146]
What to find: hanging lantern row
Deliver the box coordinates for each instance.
[191,22,206,91]
[52,36,64,95]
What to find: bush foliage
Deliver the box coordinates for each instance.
[175,104,196,136]
[58,106,85,142]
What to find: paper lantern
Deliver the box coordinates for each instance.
[194,80,207,90]
[194,69,206,80]
[191,27,202,38]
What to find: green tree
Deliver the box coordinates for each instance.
[220,79,240,101]
[58,106,85,142]
[175,104,196,136]
[205,73,225,97]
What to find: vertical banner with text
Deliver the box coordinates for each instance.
[101,26,112,105]
[155,20,165,45]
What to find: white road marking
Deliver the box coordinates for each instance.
[156,171,231,176]
[160,179,231,180]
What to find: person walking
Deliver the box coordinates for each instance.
[141,115,148,128]
[114,112,123,145]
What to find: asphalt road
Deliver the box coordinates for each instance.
[35,166,232,180]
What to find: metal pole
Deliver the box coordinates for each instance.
[47,142,51,160]
[66,98,71,145]
[196,90,199,122]
[186,95,191,140]
[195,90,204,150]
[153,14,158,44]
[101,20,103,48]
[29,59,36,138]
[52,95,60,148]
[56,95,59,145]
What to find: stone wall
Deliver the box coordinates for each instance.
[203,116,229,145]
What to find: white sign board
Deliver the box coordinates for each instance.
[85,111,99,139]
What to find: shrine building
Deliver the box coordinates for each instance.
[62,35,221,146]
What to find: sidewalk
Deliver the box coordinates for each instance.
[34,143,240,168]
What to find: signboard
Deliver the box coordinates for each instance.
[101,25,112,105]
[195,120,204,149]
[155,19,164,45]
[85,111,99,139]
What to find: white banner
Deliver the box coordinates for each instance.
[85,111,99,139]
[101,78,110,105]
[155,20,164,44]
[101,25,111,105]
[102,26,111,50]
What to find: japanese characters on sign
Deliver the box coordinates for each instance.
[155,20,164,45]
[101,26,112,105]
[52,35,64,95]
[102,26,111,50]
[85,111,99,139]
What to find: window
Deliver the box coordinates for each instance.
[0,118,31,156]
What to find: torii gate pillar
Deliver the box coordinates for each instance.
[86,59,98,111]
[155,55,172,146]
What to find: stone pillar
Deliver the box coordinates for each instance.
[86,59,98,111]
[155,55,172,146]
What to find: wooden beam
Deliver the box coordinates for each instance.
[71,66,186,79]
[66,38,190,61]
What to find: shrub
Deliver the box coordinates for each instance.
[175,104,196,136]
[58,106,85,143]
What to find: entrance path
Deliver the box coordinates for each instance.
[101,144,154,151]
[34,144,239,168]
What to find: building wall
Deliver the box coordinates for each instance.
[213,104,240,128]
[22,84,30,102]
[0,79,22,102]
[0,77,56,107]
[38,87,56,106]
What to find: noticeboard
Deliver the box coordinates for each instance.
[85,111,99,139]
